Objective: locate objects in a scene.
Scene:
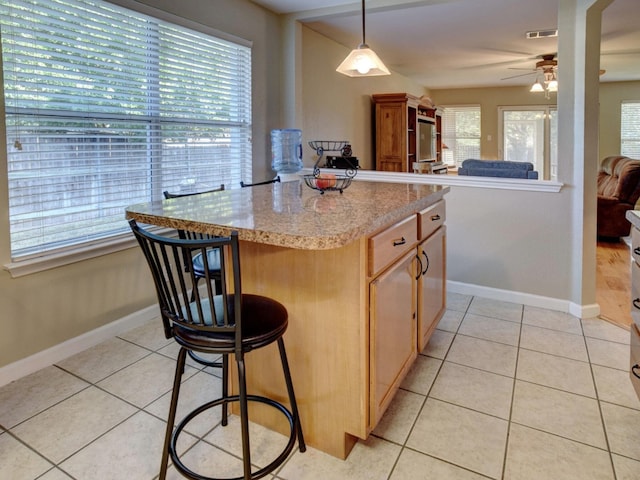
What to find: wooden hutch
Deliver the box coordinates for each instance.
[372,93,444,174]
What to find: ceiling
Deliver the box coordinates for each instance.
[250,0,640,89]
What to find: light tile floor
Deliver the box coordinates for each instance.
[1,293,640,479]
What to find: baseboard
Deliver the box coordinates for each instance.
[0,305,158,388]
[447,280,601,319]
[0,283,602,389]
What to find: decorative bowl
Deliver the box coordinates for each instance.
[303,174,352,194]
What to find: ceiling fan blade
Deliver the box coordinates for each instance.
[501,71,537,80]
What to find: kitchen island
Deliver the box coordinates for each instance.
[126,179,449,459]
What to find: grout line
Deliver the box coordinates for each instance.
[581,317,619,479]
[499,301,524,479]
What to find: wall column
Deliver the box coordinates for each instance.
[557,0,612,317]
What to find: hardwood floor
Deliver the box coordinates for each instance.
[596,238,632,329]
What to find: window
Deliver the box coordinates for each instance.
[440,105,481,168]
[498,106,557,181]
[621,101,640,157]
[1,0,252,260]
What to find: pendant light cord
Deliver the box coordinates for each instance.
[361,0,366,46]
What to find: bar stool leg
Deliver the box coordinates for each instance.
[221,354,229,426]
[277,338,306,452]
[160,347,188,480]
[236,354,252,480]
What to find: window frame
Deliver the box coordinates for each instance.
[497,105,557,181]
[439,104,482,168]
[1,0,253,275]
[621,101,640,157]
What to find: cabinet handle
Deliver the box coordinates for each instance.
[633,364,640,380]
[634,298,640,310]
[415,254,423,280]
[393,237,406,247]
[431,214,441,221]
[634,246,640,256]
[422,250,430,275]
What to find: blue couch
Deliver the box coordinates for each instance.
[458,159,538,179]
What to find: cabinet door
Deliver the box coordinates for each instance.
[370,249,417,427]
[631,323,640,401]
[376,102,407,172]
[417,226,446,352]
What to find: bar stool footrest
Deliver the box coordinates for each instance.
[169,394,299,480]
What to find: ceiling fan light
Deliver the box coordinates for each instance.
[336,45,390,77]
[530,81,545,93]
[547,79,558,92]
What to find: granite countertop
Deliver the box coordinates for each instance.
[627,210,640,230]
[125,180,449,250]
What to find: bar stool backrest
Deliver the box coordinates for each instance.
[163,184,225,198]
[129,219,243,351]
[240,176,280,188]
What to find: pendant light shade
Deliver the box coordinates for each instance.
[529,80,545,93]
[530,70,557,99]
[336,45,390,77]
[336,0,390,77]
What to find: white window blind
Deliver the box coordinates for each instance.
[1,0,252,260]
[621,101,640,157]
[440,105,481,168]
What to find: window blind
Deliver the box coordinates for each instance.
[621,101,640,157]
[1,0,252,259]
[440,105,481,167]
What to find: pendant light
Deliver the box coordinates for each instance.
[336,0,390,77]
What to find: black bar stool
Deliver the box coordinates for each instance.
[129,220,305,479]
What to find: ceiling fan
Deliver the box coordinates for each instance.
[501,53,557,81]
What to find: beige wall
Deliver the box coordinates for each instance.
[294,11,604,313]
[0,0,282,368]
[429,80,640,163]
[1,1,634,370]
[430,85,557,160]
[599,81,640,161]
[300,27,427,170]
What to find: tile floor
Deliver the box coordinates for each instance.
[1,293,639,480]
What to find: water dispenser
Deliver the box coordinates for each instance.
[271,129,303,180]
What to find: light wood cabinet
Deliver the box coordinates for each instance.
[630,225,640,400]
[417,201,446,351]
[367,203,446,424]
[372,92,441,173]
[418,226,446,351]
[369,249,417,426]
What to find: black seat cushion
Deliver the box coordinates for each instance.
[173,294,288,352]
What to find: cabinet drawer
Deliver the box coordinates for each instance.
[632,262,640,316]
[632,227,640,265]
[369,215,418,276]
[631,324,640,400]
[418,200,445,241]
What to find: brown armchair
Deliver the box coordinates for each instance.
[597,156,640,238]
